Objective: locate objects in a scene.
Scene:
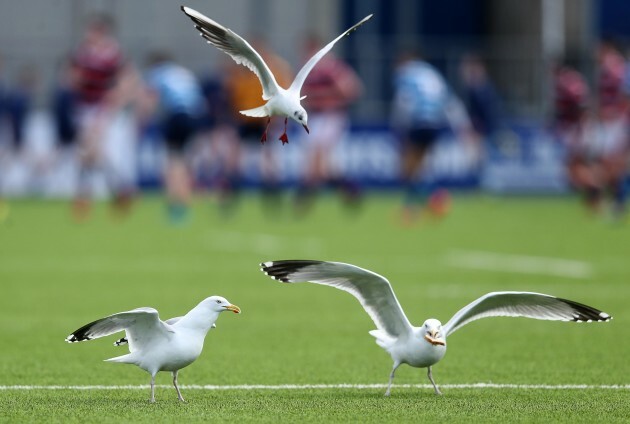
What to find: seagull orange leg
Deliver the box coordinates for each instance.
[261,118,271,144]
[279,117,289,145]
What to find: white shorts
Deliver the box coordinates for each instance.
[581,117,629,159]
[300,111,349,151]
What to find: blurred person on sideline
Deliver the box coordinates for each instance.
[391,49,471,225]
[197,64,244,212]
[0,55,10,161]
[574,42,628,216]
[293,34,363,215]
[143,51,204,224]
[552,62,589,140]
[223,38,293,210]
[591,40,629,216]
[4,66,37,155]
[1,63,50,212]
[459,53,502,146]
[598,40,626,121]
[0,55,7,170]
[51,58,78,162]
[0,54,6,143]
[551,63,594,205]
[7,65,54,195]
[553,45,630,218]
[64,14,137,220]
[576,119,630,218]
[0,55,7,221]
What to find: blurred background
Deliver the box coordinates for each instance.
[1,1,628,408]
[0,0,628,221]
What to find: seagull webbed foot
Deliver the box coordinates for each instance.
[278,117,289,145]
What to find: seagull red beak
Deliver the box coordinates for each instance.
[303,124,310,134]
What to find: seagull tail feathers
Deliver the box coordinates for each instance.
[369,329,395,349]
[240,105,268,118]
[104,353,136,365]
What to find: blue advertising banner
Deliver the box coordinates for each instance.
[136,124,566,193]
[0,113,571,197]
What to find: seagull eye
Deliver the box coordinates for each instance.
[294,111,298,117]
[215,300,222,304]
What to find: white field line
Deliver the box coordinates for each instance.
[445,250,593,279]
[1,383,629,391]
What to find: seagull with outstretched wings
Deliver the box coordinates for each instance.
[66,296,240,403]
[260,260,612,396]
[180,6,372,144]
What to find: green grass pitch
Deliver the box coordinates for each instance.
[0,194,628,422]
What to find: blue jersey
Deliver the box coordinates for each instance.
[147,63,203,117]
[392,61,450,129]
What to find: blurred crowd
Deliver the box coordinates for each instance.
[0,14,628,223]
[0,15,366,223]
[552,40,630,218]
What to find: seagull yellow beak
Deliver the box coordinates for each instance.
[424,334,445,346]
[224,304,241,314]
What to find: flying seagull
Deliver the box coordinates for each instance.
[260,260,612,396]
[180,6,372,144]
[66,296,241,403]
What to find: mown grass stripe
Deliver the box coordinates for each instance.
[1,383,629,391]
[446,250,593,279]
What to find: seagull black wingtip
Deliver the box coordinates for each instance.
[65,334,89,343]
[260,260,310,283]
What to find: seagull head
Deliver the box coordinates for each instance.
[203,296,241,314]
[291,107,309,134]
[422,319,445,346]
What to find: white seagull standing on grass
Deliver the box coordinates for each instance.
[180,6,372,144]
[260,260,612,396]
[65,296,241,403]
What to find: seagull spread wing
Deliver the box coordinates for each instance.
[443,291,612,337]
[113,316,213,347]
[65,307,173,351]
[181,6,280,100]
[261,260,413,338]
[289,14,373,95]
[113,316,182,347]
